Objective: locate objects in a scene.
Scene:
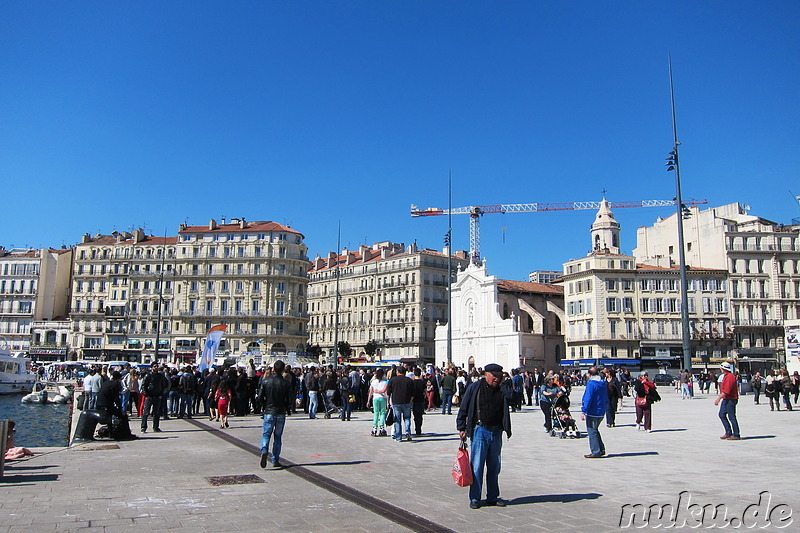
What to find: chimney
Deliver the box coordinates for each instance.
[381,247,390,260]
[359,245,371,262]
[82,233,91,244]
[327,251,338,268]
[133,228,145,243]
[315,257,325,270]
[209,219,218,230]
[240,217,246,229]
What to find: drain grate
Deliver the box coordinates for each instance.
[204,474,265,486]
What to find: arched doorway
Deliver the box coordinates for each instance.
[468,356,475,372]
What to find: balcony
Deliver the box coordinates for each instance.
[732,319,784,327]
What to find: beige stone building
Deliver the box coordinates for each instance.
[561,200,731,373]
[307,242,470,364]
[0,247,72,353]
[172,219,309,365]
[635,202,800,371]
[69,219,310,365]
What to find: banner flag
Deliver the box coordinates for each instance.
[199,324,227,371]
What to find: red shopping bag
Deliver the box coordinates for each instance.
[452,439,473,487]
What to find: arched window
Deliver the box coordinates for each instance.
[502,302,510,320]
[272,342,287,354]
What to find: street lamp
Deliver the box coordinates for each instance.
[666,56,693,373]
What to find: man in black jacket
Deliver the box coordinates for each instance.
[97,371,137,440]
[140,363,169,433]
[257,360,293,468]
[456,363,512,510]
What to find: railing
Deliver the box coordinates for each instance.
[732,319,784,327]
[726,244,798,252]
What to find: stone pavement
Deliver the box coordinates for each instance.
[1,385,799,532]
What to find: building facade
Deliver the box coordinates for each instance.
[307,242,470,364]
[69,219,310,365]
[0,247,72,353]
[561,200,732,373]
[635,202,800,371]
[528,270,562,284]
[435,262,565,372]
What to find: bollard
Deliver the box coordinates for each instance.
[0,420,7,478]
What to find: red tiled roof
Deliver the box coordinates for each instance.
[179,221,302,237]
[498,279,564,295]
[119,236,179,246]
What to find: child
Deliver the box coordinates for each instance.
[216,381,232,429]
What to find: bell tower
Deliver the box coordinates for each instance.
[590,198,621,254]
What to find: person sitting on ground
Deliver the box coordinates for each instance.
[97,371,138,440]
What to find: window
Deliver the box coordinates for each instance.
[276,301,285,315]
[606,297,620,312]
[277,281,286,294]
[622,297,633,312]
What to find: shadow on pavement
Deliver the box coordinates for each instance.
[604,451,659,458]
[741,435,776,440]
[648,428,687,433]
[0,473,60,483]
[2,464,58,470]
[509,492,602,505]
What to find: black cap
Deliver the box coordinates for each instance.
[484,363,503,375]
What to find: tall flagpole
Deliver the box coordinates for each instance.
[667,55,693,373]
[447,172,453,366]
[333,221,341,370]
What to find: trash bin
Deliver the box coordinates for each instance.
[739,373,752,394]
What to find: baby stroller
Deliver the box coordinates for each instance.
[550,394,580,439]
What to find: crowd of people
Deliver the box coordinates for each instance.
[61,358,799,509]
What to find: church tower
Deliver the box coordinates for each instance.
[590,198,621,254]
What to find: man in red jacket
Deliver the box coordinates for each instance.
[714,361,740,440]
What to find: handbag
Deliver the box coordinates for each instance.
[385,407,395,426]
[452,440,473,487]
[635,396,648,407]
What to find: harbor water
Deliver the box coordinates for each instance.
[0,394,72,447]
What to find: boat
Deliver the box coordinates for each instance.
[20,381,72,404]
[0,345,36,394]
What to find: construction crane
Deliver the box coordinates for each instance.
[411,198,709,264]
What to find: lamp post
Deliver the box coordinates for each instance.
[666,57,693,373]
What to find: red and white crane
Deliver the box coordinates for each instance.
[411,198,708,264]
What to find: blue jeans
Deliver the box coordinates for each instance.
[179,393,192,417]
[120,390,130,413]
[681,383,691,399]
[441,390,454,414]
[392,403,412,440]
[260,414,286,464]
[86,391,98,410]
[469,425,503,503]
[534,387,541,406]
[340,394,352,420]
[169,390,180,414]
[585,415,605,456]
[308,391,318,418]
[718,399,739,438]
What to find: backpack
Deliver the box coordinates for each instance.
[180,373,195,394]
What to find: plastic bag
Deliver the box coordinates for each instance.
[452,440,473,487]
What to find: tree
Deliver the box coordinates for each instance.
[337,341,352,358]
[364,340,379,360]
[305,343,323,359]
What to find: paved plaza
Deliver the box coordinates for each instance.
[1,385,799,532]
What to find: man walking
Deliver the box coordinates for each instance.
[304,366,320,419]
[258,360,293,468]
[440,367,457,415]
[581,366,607,458]
[751,371,762,405]
[411,367,427,435]
[140,362,169,433]
[387,365,414,442]
[532,368,544,406]
[456,363,512,509]
[715,361,740,440]
[84,367,102,410]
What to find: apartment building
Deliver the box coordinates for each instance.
[307,242,470,364]
[0,247,72,353]
[172,219,309,364]
[435,262,565,371]
[528,270,561,284]
[635,202,800,371]
[561,200,731,373]
[69,219,310,364]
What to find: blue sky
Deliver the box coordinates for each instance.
[2,2,798,280]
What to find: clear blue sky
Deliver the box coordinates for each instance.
[2,2,798,280]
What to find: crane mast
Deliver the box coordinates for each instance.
[411,198,708,264]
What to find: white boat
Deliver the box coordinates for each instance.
[0,346,36,394]
[20,381,72,404]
